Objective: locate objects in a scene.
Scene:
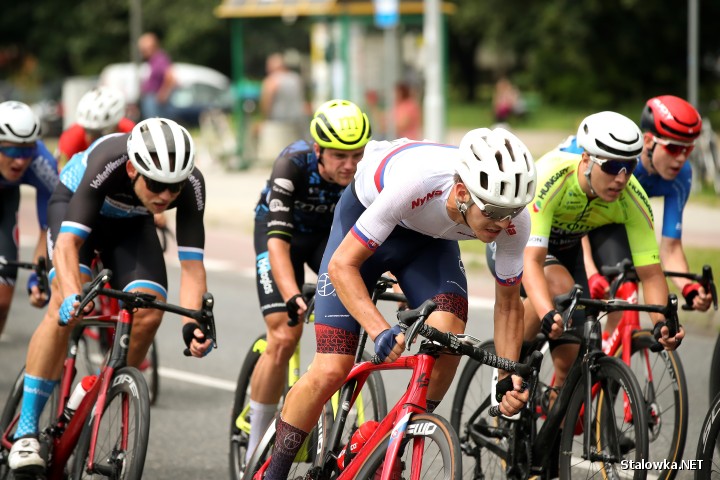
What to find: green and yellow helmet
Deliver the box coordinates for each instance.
[310,99,372,150]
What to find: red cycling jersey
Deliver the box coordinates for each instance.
[57,118,135,164]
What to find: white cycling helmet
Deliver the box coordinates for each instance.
[0,101,41,143]
[127,118,195,183]
[76,87,126,131]
[456,127,537,208]
[576,111,643,160]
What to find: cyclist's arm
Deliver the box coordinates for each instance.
[635,263,684,349]
[580,235,600,278]
[54,232,85,300]
[328,234,391,341]
[267,238,306,310]
[659,236,712,310]
[492,282,523,374]
[179,259,212,357]
[523,245,554,318]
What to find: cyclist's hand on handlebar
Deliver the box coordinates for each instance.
[27,273,49,308]
[496,374,530,418]
[374,325,405,363]
[683,283,713,312]
[540,310,563,340]
[285,294,307,325]
[59,293,93,325]
[588,273,609,300]
[653,321,685,351]
[182,322,214,357]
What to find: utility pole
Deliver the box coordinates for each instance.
[423,0,444,142]
[688,0,699,107]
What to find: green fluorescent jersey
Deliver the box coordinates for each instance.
[527,151,660,267]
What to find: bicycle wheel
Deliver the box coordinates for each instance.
[695,392,720,479]
[242,409,333,480]
[710,334,720,406]
[559,355,649,479]
[139,340,159,406]
[616,329,688,480]
[354,413,461,480]
[0,367,60,480]
[450,339,554,479]
[229,334,267,480]
[71,367,151,480]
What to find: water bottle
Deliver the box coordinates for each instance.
[336,420,379,470]
[61,375,98,423]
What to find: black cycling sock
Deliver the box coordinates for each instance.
[264,417,309,480]
[426,399,441,413]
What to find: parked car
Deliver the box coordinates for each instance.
[99,62,235,126]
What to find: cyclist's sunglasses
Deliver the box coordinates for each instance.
[142,176,186,194]
[589,155,638,176]
[0,145,37,159]
[475,197,525,222]
[652,135,695,157]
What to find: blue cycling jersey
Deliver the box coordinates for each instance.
[0,140,58,229]
[559,135,688,239]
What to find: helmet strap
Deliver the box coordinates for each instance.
[647,142,659,174]
[455,196,474,227]
[583,161,598,197]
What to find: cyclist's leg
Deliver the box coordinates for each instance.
[0,187,20,337]
[12,189,96,471]
[102,215,168,367]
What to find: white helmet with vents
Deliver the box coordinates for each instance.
[76,87,126,131]
[456,127,536,208]
[0,101,41,143]
[127,118,195,182]
[576,111,643,160]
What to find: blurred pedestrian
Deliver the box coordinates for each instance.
[138,32,176,120]
[493,76,523,124]
[393,82,422,140]
[258,52,307,140]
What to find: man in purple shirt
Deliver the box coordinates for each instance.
[138,32,176,119]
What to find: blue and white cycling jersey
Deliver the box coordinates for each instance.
[0,140,58,229]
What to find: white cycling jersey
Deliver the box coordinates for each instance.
[352,139,529,285]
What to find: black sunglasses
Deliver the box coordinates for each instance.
[590,155,638,176]
[142,176,186,194]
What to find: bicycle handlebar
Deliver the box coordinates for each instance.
[0,256,50,295]
[371,298,543,417]
[554,284,679,352]
[75,268,217,356]
[601,259,716,312]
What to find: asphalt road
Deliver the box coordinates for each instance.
[0,252,716,479]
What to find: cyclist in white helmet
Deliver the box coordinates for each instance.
[56,86,135,170]
[262,127,536,480]
[0,101,58,338]
[8,118,212,476]
[520,112,683,469]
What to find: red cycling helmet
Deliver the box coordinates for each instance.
[640,95,702,143]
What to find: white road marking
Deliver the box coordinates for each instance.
[158,366,236,391]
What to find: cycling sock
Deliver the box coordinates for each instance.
[265,416,308,480]
[15,374,58,439]
[246,400,277,463]
[426,399,441,413]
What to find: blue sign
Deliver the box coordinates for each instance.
[373,0,399,28]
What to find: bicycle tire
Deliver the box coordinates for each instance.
[0,367,60,480]
[354,413,461,480]
[229,334,268,480]
[71,367,151,480]
[558,355,649,479]
[141,340,160,406]
[710,334,720,406]
[694,391,720,479]
[616,329,688,480]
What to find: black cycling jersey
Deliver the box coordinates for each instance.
[254,140,345,239]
